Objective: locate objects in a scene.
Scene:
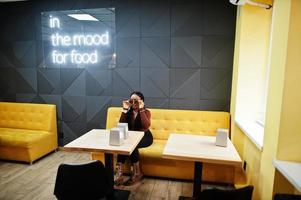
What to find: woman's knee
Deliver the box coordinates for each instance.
[139,135,153,147]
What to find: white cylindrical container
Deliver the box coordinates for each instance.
[215,128,229,147]
[109,128,124,146]
[117,123,129,139]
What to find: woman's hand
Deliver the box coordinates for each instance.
[122,100,130,110]
[138,100,144,109]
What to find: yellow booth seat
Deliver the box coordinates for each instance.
[92,107,237,184]
[0,102,58,163]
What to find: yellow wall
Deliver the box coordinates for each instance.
[231,0,301,199]
[272,0,301,195]
[258,0,291,199]
[277,0,301,162]
[238,126,263,198]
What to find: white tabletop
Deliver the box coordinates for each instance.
[64,129,144,155]
[162,133,242,166]
[273,159,301,192]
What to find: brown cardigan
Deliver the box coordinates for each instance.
[119,109,151,132]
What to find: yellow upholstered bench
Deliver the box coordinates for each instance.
[92,107,238,184]
[0,102,58,163]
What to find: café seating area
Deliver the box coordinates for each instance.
[1,0,301,200]
[92,107,242,184]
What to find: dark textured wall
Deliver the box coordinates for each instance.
[0,0,236,145]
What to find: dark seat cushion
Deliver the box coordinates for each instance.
[199,186,254,200]
[54,160,112,200]
[274,194,301,200]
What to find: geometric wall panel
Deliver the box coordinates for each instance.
[13,40,36,68]
[116,38,140,67]
[111,97,129,108]
[116,11,139,38]
[144,97,169,109]
[203,0,236,35]
[61,69,84,95]
[35,39,43,65]
[115,0,140,38]
[57,120,63,141]
[171,4,203,36]
[141,1,170,37]
[86,96,111,130]
[86,96,111,123]
[170,69,200,99]
[0,48,14,68]
[0,14,35,42]
[141,37,170,68]
[202,36,235,68]
[15,68,37,93]
[62,122,87,145]
[40,94,62,120]
[200,69,232,100]
[141,69,169,98]
[171,37,202,68]
[0,68,15,101]
[170,98,201,110]
[113,68,140,96]
[62,121,78,145]
[200,69,230,91]
[63,70,85,96]
[16,93,38,103]
[200,99,229,111]
[85,69,112,96]
[62,96,86,122]
[38,68,60,94]
[0,0,236,145]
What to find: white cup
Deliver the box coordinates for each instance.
[215,128,229,147]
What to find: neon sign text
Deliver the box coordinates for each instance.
[49,17,110,65]
[52,50,98,64]
[49,16,60,28]
[51,32,109,46]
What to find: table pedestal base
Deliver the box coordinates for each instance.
[105,153,131,200]
[178,162,203,200]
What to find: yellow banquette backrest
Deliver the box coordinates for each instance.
[106,107,230,140]
[0,102,56,132]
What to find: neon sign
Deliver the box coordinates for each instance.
[51,32,109,46]
[49,16,60,28]
[48,16,110,65]
[52,50,98,64]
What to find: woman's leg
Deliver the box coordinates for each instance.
[129,148,139,163]
[125,148,143,186]
[126,131,153,185]
[125,151,143,185]
[128,131,153,164]
[114,155,128,185]
[137,130,153,148]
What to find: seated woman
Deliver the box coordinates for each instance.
[114,91,153,186]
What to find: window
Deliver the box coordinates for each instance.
[233,6,273,150]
